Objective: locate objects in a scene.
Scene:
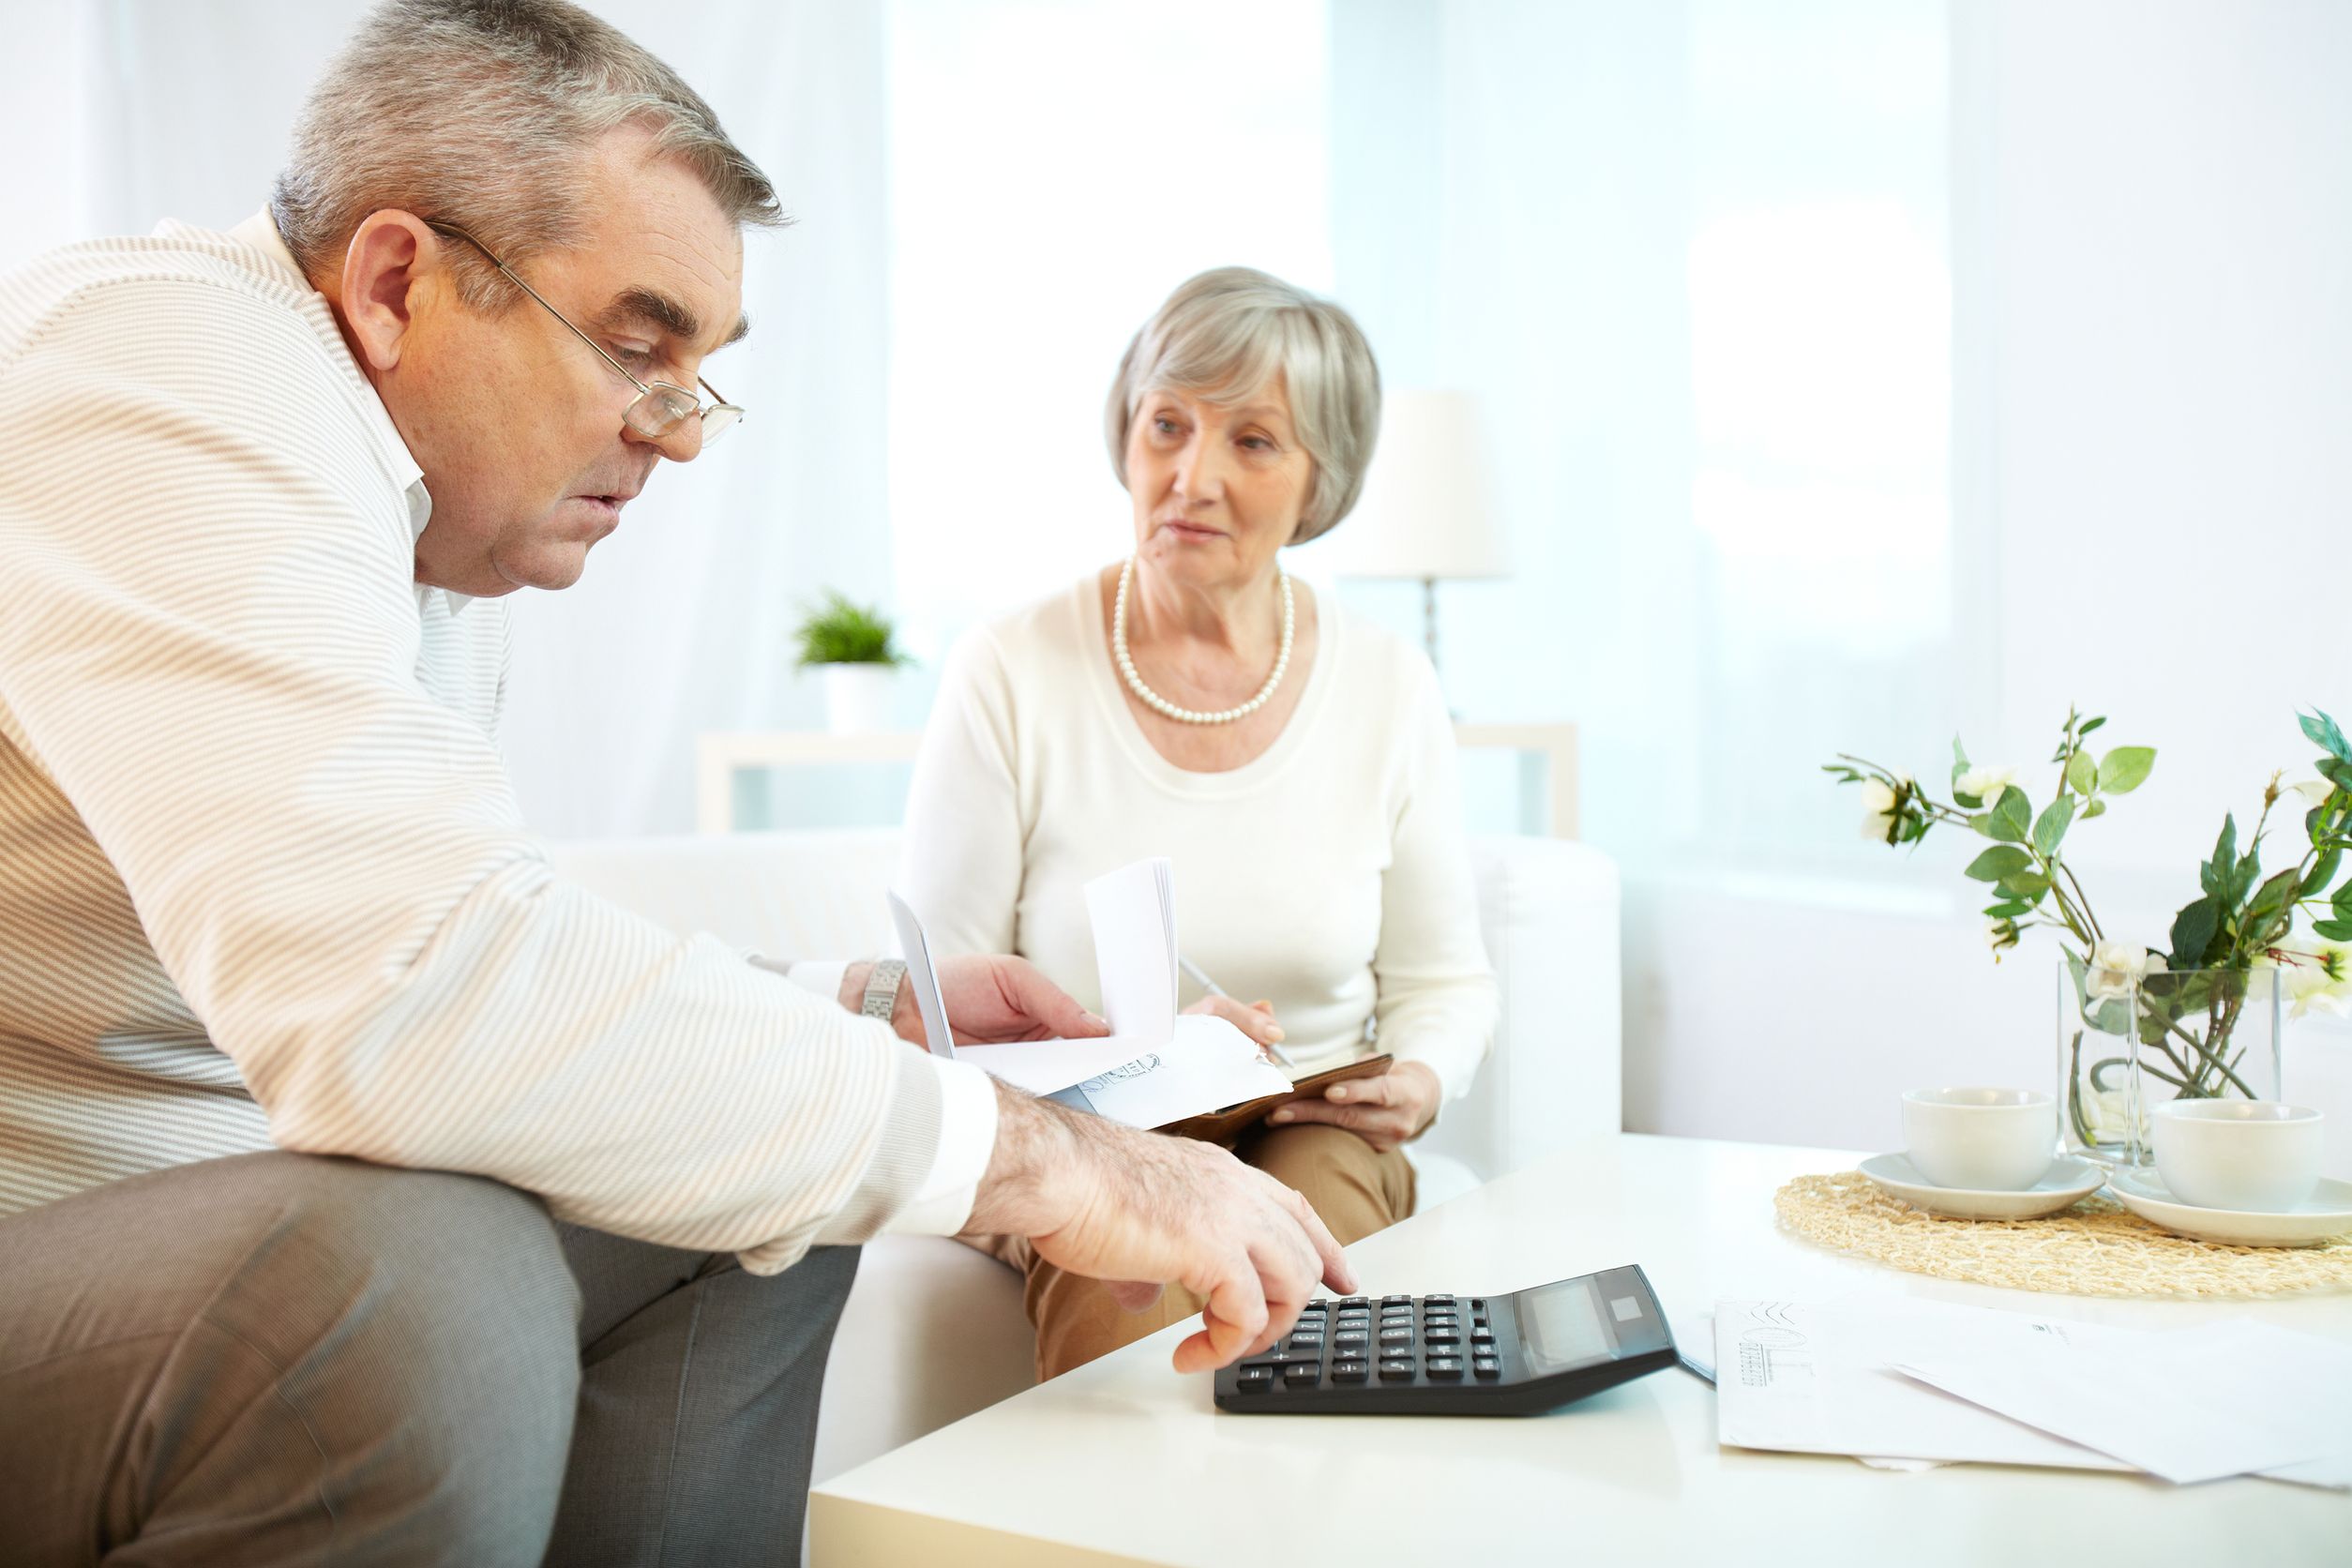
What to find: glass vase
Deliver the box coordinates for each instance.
[2057,957,2283,1168]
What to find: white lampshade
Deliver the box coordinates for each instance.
[1322,388,1511,581]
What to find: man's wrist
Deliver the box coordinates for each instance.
[837,961,872,1016]
[839,958,925,1045]
[965,1080,1087,1238]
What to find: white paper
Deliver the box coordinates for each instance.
[1717,1298,2352,1490]
[1082,858,1178,1046]
[887,863,1289,1125]
[1715,1300,2131,1474]
[1893,1316,2352,1487]
[1055,1015,1287,1127]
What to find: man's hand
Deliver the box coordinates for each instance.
[968,1084,1358,1373]
[1269,1061,1441,1153]
[841,955,1108,1047]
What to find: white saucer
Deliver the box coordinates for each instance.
[1859,1152,2106,1220]
[2107,1168,2352,1248]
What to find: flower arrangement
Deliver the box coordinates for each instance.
[1825,709,2352,1153]
[792,591,912,669]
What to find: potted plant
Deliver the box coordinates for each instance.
[1825,708,2352,1164]
[794,591,912,734]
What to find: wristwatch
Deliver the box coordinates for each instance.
[862,957,909,1024]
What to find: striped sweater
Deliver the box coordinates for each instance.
[0,216,980,1270]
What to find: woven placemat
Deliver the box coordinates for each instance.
[1775,1171,2352,1298]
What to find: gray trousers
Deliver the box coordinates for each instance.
[0,1151,858,1567]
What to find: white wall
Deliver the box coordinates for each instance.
[1630,0,2352,1166]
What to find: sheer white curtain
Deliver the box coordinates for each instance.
[3,0,892,838]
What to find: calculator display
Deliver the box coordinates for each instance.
[1518,1280,1611,1371]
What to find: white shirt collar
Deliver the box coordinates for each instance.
[216,210,434,550]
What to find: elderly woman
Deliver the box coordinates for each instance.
[899,266,1496,1378]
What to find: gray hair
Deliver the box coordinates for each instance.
[270,0,782,309]
[1105,267,1382,545]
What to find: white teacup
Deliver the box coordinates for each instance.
[1901,1087,2058,1191]
[2149,1100,2323,1212]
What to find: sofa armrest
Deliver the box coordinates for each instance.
[1410,836,1622,1184]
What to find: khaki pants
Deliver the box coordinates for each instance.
[1020,1123,1417,1380]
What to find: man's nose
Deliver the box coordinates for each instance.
[627,415,703,464]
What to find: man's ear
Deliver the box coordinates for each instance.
[337,211,442,372]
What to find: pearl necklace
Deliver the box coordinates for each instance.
[1112,556,1293,726]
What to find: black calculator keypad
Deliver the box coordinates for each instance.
[1215,1268,1678,1418]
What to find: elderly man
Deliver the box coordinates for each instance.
[0,3,1351,1565]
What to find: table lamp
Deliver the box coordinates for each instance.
[1323,388,1511,678]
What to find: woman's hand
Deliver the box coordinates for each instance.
[1184,994,1286,1058]
[1269,1061,1441,1153]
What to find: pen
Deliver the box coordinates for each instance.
[1178,954,1296,1068]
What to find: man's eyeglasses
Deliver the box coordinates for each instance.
[429,222,742,448]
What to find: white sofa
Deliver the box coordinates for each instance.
[548,829,1621,1480]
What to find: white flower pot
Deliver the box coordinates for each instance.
[822,663,897,735]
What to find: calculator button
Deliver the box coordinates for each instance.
[1382,1293,1411,1305]
[1424,1294,1455,1305]
[1338,1297,1369,1309]
[1378,1328,1414,1347]
[1243,1351,1288,1368]
[1332,1334,1368,1351]
[1425,1330,1459,1347]
[1425,1357,1464,1379]
[1473,1357,1501,1378]
[1378,1359,1415,1380]
[1422,1315,1458,1330]
[1331,1360,1369,1382]
[1235,1366,1274,1390]
[1283,1362,1320,1386]
[1469,1298,1487,1311]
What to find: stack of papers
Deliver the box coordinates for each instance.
[1715,1298,2352,1488]
[889,858,1291,1128]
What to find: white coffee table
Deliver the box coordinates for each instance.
[809,1135,2351,1566]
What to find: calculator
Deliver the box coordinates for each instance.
[1213,1265,1677,1415]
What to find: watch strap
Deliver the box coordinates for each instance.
[861,957,909,1022]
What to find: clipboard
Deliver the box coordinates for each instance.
[1160,1052,1394,1143]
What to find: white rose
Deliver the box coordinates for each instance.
[2274,940,2352,1021]
[1859,776,1906,843]
[2088,940,2159,1002]
[1956,764,2019,801]
[2286,778,2334,808]
[1984,917,2018,956]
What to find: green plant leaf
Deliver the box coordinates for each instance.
[2334,881,2352,922]
[1964,845,2034,882]
[2314,918,2352,942]
[2301,848,2341,901]
[2097,746,2156,793]
[1988,785,2032,843]
[793,590,910,668]
[2299,709,2352,763]
[2082,799,2107,819]
[2064,750,2098,797]
[2203,815,2239,898]
[1968,813,1997,839]
[2169,895,2221,970]
[2247,867,2301,936]
[1950,735,1970,792]
[1983,899,2033,918]
[2315,758,2352,792]
[2078,716,2105,737]
[2032,795,2074,857]
[1999,871,2052,902]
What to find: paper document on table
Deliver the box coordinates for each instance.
[1717,1299,2352,1488]
[1714,1300,2127,1474]
[1892,1317,2352,1487]
[887,859,1289,1124]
